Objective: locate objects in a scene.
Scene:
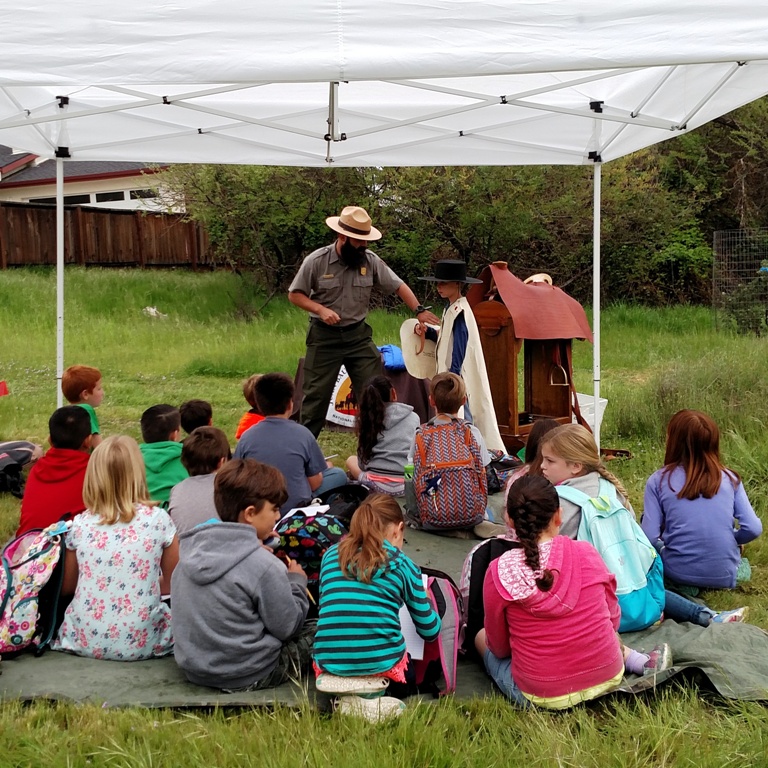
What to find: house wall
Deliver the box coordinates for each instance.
[0,176,164,210]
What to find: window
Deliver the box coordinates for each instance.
[129,189,155,200]
[95,191,125,202]
[27,194,91,205]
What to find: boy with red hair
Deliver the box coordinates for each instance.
[61,365,104,447]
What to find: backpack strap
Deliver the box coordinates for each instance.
[554,484,592,509]
[415,428,427,467]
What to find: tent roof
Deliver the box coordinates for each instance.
[467,264,593,342]
[1,1,768,167]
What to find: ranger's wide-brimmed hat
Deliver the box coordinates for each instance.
[399,319,438,380]
[326,206,382,241]
[419,259,482,284]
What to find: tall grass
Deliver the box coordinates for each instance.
[1,269,767,763]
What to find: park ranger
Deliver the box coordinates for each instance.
[288,205,440,437]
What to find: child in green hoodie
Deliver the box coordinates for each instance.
[139,404,189,504]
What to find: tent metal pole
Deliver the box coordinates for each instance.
[56,158,64,408]
[592,162,601,448]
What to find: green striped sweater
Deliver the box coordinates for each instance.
[313,541,441,676]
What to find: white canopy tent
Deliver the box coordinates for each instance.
[3,0,768,444]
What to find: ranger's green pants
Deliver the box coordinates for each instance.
[301,320,383,438]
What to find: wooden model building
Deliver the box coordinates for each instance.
[466,262,593,453]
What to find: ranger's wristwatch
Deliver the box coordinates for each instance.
[414,304,428,315]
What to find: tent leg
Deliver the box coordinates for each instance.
[56,158,64,408]
[592,162,601,448]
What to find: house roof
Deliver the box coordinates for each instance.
[0,144,35,176]
[0,144,156,188]
[467,262,593,342]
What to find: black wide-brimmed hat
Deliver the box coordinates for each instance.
[419,259,482,284]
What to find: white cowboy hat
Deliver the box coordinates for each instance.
[399,319,438,380]
[326,206,382,241]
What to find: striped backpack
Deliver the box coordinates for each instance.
[0,522,69,657]
[413,417,487,529]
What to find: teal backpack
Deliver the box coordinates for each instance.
[556,478,665,633]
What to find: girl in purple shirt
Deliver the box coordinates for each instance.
[642,410,762,591]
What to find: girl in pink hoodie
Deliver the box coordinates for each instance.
[477,475,670,709]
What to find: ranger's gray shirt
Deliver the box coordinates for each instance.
[288,243,403,326]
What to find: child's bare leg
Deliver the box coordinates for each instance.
[346,455,362,479]
[474,628,489,656]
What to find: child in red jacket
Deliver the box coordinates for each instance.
[16,406,92,536]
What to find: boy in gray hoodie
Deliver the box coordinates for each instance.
[171,459,312,691]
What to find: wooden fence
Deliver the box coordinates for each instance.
[0,202,211,268]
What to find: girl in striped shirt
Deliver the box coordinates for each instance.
[313,494,440,720]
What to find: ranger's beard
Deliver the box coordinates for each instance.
[339,241,367,268]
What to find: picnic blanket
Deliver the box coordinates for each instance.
[2,526,767,707]
[2,619,767,708]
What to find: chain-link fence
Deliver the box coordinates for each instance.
[713,228,768,335]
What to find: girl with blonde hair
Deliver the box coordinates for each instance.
[313,494,440,720]
[538,424,629,536]
[54,436,179,660]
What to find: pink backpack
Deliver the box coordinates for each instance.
[411,569,464,695]
[0,522,69,657]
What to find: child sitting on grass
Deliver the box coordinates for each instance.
[477,475,670,710]
[642,409,762,594]
[235,374,265,440]
[61,364,104,448]
[16,406,92,536]
[314,494,441,721]
[171,459,314,691]
[406,372,490,532]
[168,426,231,535]
[53,436,178,661]
[179,399,213,435]
[345,375,420,496]
[233,373,346,513]
[139,404,189,505]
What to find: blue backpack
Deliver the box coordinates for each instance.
[556,478,665,633]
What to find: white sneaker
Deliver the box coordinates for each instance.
[316,673,390,695]
[336,695,406,722]
[711,606,748,624]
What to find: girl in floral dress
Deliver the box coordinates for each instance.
[53,435,179,660]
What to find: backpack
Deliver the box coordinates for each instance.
[273,511,349,613]
[315,484,369,525]
[458,535,520,655]
[393,568,463,697]
[0,441,38,499]
[0,522,70,657]
[556,478,665,633]
[412,418,487,529]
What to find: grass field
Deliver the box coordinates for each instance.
[1,268,767,767]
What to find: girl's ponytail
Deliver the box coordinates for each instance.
[506,475,559,592]
[336,494,404,584]
[356,376,392,466]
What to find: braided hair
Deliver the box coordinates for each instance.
[356,375,393,466]
[506,474,560,592]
